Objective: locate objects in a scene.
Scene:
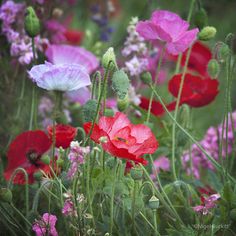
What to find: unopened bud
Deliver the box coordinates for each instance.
[207,59,220,78]
[52,8,63,18]
[218,43,230,62]
[99,136,108,143]
[104,108,114,117]
[24,6,40,37]
[102,47,117,71]
[130,167,143,181]
[56,158,64,167]
[198,26,216,41]
[148,196,160,209]
[141,71,152,85]
[82,100,98,123]
[0,188,12,203]
[117,95,129,112]
[33,171,43,181]
[40,155,50,165]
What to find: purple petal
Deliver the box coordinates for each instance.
[136,21,163,40]
[151,10,182,23]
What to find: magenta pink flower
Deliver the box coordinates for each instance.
[32,213,58,236]
[136,10,199,55]
[151,156,170,179]
[193,193,220,215]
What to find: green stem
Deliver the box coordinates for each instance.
[131,180,138,231]
[146,46,165,122]
[153,209,158,234]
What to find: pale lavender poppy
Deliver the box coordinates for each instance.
[28,62,91,91]
[136,10,199,55]
[45,44,99,74]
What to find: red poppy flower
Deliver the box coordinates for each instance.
[64,30,84,45]
[140,97,165,117]
[83,112,158,165]
[4,130,52,184]
[171,41,212,76]
[168,73,219,107]
[47,124,77,149]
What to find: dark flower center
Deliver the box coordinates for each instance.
[26,149,41,166]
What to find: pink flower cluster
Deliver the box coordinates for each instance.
[32,213,58,236]
[0,1,48,65]
[122,17,148,77]
[67,141,90,179]
[182,112,236,179]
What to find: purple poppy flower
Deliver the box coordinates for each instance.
[28,62,91,91]
[136,10,199,55]
[151,156,170,179]
[45,44,99,74]
[32,213,58,236]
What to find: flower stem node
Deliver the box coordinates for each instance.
[82,99,98,123]
[102,47,117,71]
[198,26,216,41]
[0,188,12,203]
[218,43,230,62]
[141,71,152,85]
[148,196,160,209]
[112,70,130,99]
[194,8,208,29]
[40,155,51,165]
[207,59,220,78]
[24,6,40,38]
[117,95,129,112]
[33,171,43,181]
[130,167,143,181]
[230,209,236,221]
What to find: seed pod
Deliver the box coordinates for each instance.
[148,196,160,209]
[207,59,220,78]
[198,26,216,41]
[40,155,50,165]
[24,6,40,38]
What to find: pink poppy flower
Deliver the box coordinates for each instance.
[136,10,199,55]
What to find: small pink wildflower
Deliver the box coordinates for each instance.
[32,213,58,236]
[193,193,220,215]
[136,10,199,55]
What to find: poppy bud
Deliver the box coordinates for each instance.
[102,47,117,71]
[218,43,230,62]
[198,26,216,41]
[82,100,98,122]
[148,196,160,209]
[40,155,50,165]
[112,70,130,99]
[52,8,63,18]
[117,95,129,112]
[141,71,152,85]
[130,167,143,181]
[230,208,236,221]
[207,59,220,78]
[104,108,114,117]
[33,171,43,181]
[194,8,208,29]
[56,158,64,167]
[0,188,12,203]
[24,6,40,38]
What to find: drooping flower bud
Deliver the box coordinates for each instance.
[148,196,160,209]
[112,70,130,99]
[117,95,129,112]
[0,188,12,203]
[33,171,43,181]
[207,59,220,78]
[102,47,117,71]
[24,6,40,38]
[130,167,143,181]
[194,8,208,29]
[82,100,98,123]
[218,43,230,62]
[141,71,152,85]
[40,155,50,165]
[198,26,216,41]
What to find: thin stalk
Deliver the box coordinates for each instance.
[149,84,236,183]
[146,46,165,122]
[131,180,138,231]
[153,209,158,234]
